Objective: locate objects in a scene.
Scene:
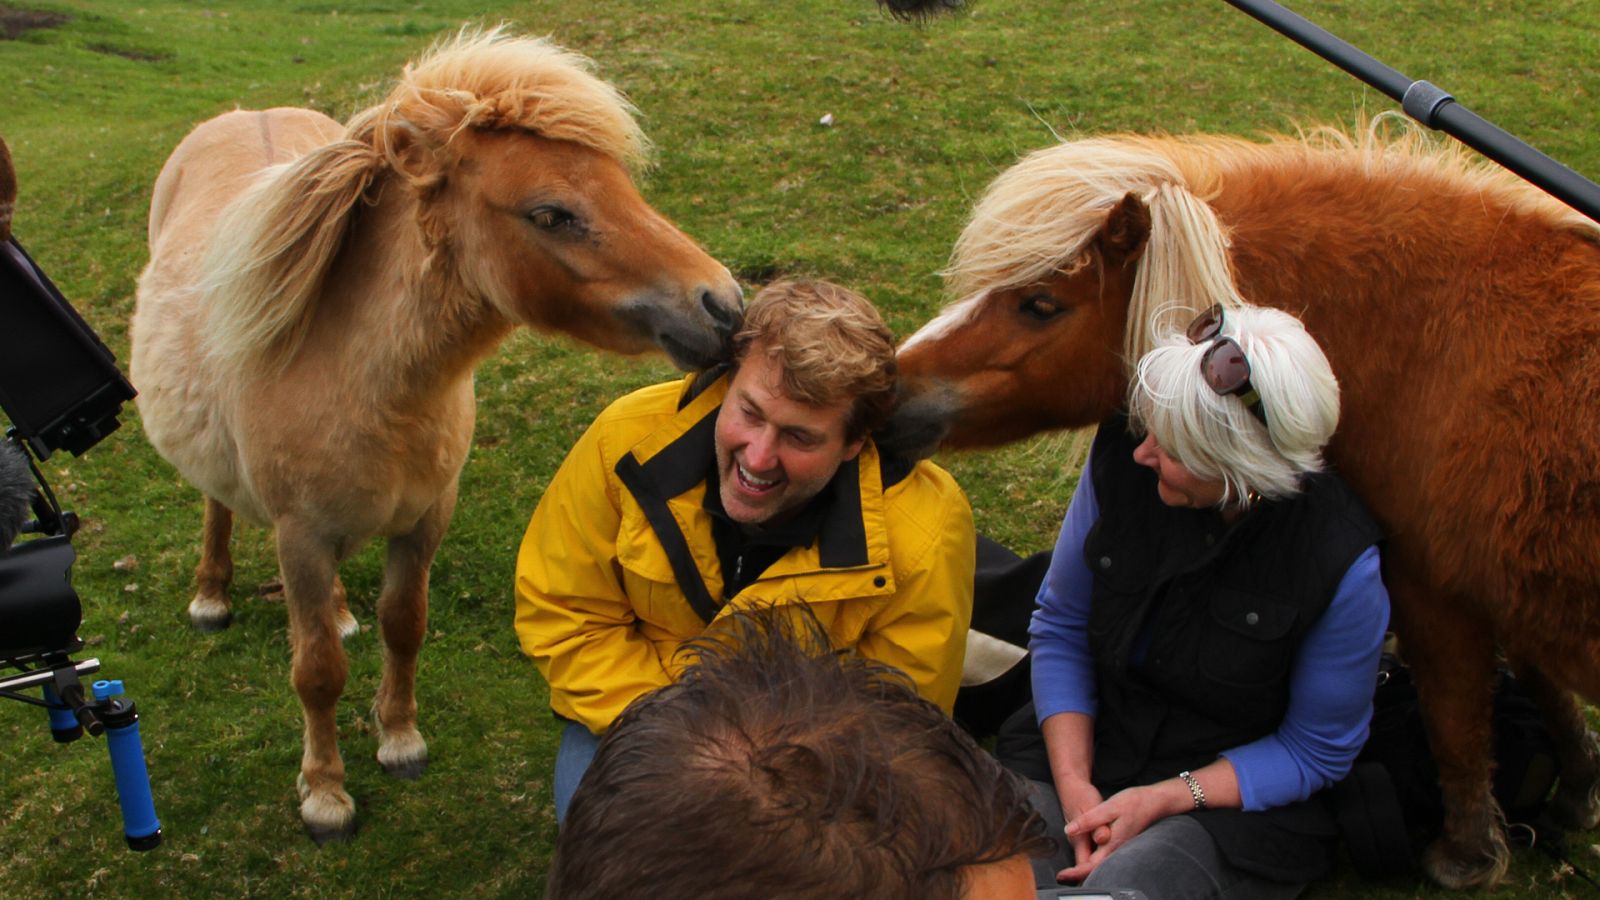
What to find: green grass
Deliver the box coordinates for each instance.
[1,0,1597,895]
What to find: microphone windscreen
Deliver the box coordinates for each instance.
[0,440,36,548]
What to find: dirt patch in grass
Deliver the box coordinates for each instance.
[0,5,70,40]
[86,41,171,62]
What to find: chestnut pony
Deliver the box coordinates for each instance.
[897,125,1600,890]
[131,29,741,840]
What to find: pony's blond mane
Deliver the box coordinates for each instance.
[944,117,1598,369]
[200,26,648,370]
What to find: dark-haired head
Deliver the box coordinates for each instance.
[549,604,1049,898]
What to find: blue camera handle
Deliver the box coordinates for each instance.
[41,681,82,740]
[91,679,162,851]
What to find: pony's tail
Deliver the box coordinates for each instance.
[199,139,382,371]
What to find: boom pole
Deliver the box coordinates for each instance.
[1222,0,1600,224]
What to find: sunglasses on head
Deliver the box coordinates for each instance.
[1186,304,1268,428]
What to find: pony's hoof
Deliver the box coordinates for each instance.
[1422,828,1510,890]
[335,608,360,641]
[381,756,428,780]
[377,729,429,780]
[187,597,233,632]
[304,818,357,845]
[298,774,357,843]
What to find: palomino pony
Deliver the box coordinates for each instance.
[131,29,742,841]
[895,126,1600,889]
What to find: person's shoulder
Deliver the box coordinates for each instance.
[569,377,702,463]
[880,453,971,521]
[597,378,694,421]
[588,375,720,440]
[905,457,964,497]
[1296,469,1382,538]
[582,373,727,473]
[878,455,974,577]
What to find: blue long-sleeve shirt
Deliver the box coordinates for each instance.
[1028,457,1390,811]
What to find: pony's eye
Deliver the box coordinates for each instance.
[528,206,579,231]
[1020,295,1065,321]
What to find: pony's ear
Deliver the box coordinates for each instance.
[362,118,450,251]
[383,120,447,189]
[1099,192,1151,267]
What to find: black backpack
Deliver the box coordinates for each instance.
[1332,653,1559,878]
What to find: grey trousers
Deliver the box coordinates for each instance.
[1026,779,1306,900]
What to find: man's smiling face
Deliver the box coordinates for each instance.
[713,342,865,526]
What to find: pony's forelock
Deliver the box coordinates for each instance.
[362,25,649,174]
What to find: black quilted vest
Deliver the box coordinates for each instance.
[1085,414,1381,881]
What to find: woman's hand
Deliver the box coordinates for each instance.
[1059,780,1190,882]
[1053,778,1106,880]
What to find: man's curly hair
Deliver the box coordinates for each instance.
[732,280,898,441]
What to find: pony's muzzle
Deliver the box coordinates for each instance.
[618,279,744,371]
[875,378,959,461]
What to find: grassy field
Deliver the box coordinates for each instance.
[1,0,1597,895]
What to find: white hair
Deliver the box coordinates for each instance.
[1130,304,1339,505]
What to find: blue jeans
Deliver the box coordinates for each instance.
[553,719,601,825]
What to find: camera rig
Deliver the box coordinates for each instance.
[0,233,159,850]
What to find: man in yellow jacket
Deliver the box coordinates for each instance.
[515,280,976,822]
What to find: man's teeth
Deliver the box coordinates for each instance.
[739,463,777,488]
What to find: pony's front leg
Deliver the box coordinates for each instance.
[188,497,235,630]
[261,573,359,640]
[1392,578,1509,889]
[372,486,456,780]
[277,521,355,842]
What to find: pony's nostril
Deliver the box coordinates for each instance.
[701,289,742,333]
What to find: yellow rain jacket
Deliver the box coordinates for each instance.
[514,373,975,734]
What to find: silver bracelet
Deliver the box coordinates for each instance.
[1178,770,1207,810]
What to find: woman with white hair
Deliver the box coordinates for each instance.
[1012,304,1390,899]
